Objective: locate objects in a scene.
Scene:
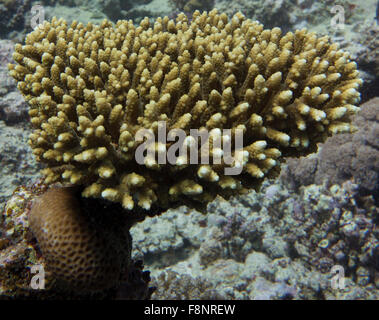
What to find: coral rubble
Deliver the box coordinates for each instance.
[135,179,379,300]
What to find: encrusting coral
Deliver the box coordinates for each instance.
[8,9,362,214]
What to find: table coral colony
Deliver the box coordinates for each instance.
[7,10,362,296]
[8,9,361,213]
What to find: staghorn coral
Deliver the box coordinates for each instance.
[8,10,362,214]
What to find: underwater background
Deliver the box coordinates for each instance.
[0,0,378,299]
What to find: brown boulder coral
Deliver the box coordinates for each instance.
[28,187,131,293]
[8,10,362,214]
[0,182,153,299]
